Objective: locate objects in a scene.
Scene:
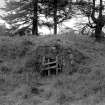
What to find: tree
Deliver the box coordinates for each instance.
[1,0,73,36]
[76,0,105,41]
[53,0,57,34]
[1,0,42,36]
[1,0,33,35]
[92,0,105,41]
[32,0,38,35]
[42,0,72,34]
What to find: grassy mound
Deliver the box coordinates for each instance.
[0,33,105,105]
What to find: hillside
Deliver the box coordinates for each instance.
[0,32,105,105]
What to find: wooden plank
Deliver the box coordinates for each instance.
[41,65,57,71]
[56,56,58,75]
[43,61,57,66]
[47,58,50,76]
[48,70,50,76]
[42,56,45,64]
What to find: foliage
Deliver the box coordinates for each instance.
[75,0,105,40]
[1,0,33,33]
[1,0,74,35]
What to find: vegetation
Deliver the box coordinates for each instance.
[0,32,105,105]
[76,0,105,41]
[1,0,72,35]
[0,0,105,105]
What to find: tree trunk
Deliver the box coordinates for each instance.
[95,0,104,41]
[32,0,38,36]
[95,25,103,41]
[54,0,57,35]
[93,0,104,41]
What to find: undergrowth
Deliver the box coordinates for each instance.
[0,33,104,105]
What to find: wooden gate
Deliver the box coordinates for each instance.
[41,55,62,76]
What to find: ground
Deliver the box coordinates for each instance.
[0,33,105,105]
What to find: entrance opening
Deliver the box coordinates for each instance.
[41,55,62,76]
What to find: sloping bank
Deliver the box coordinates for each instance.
[0,34,105,105]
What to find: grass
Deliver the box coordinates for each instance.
[0,32,105,105]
